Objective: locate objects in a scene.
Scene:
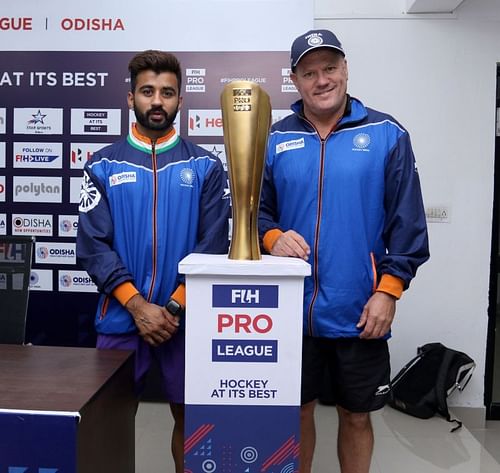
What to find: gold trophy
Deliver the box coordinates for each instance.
[221,81,271,260]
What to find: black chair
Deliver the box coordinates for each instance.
[0,235,34,344]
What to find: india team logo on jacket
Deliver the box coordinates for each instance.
[180,167,195,186]
[79,170,101,213]
[352,133,371,152]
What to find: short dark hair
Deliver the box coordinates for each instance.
[128,50,182,93]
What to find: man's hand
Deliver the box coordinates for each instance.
[125,294,180,346]
[270,230,310,260]
[357,291,396,339]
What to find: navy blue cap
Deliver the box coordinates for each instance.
[290,29,345,70]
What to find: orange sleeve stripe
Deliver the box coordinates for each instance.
[113,281,139,306]
[171,283,186,307]
[263,229,283,253]
[376,274,404,300]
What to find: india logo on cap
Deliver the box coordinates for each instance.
[307,33,324,47]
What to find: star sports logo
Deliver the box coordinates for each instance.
[28,110,47,125]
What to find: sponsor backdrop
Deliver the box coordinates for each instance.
[0,50,300,345]
[0,2,312,345]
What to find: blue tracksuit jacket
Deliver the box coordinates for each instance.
[77,126,229,334]
[259,97,429,338]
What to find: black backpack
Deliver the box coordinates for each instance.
[389,342,475,431]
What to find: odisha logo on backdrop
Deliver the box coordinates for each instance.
[60,18,125,31]
[37,247,48,259]
[60,274,72,288]
[60,219,75,233]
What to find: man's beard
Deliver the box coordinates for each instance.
[134,104,178,133]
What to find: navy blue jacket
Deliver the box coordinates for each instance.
[77,126,229,334]
[259,97,429,338]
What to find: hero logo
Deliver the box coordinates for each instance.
[188,110,223,136]
[212,284,278,308]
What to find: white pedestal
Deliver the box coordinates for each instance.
[180,253,310,473]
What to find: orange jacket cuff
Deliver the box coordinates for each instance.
[376,274,404,300]
[171,283,186,307]
[113,281,139,306]
[263,229,283,253]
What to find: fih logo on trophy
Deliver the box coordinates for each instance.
[220,81,271,260]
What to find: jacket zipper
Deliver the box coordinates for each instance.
[146,141,158,302]
[306,132,330,336]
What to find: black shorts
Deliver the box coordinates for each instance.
[301,336,390,412]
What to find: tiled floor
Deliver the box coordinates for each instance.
[135,402,500,472]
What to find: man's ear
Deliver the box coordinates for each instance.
[127,91,134,110]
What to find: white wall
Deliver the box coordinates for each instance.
[313,0,500,408]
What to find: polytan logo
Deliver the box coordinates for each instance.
[272,109,293,125]
[13,176,62,203]
[186,68,206,93]
[58,270,97,293]
[70,176,83,203]
[14,108,63,135]
[70,142,109,169]
[0,213,6,235]
[212,285,279,308]
[13,142,63,169]
[0,175,5,202]
[0,142,5,168]
[71,109,121,135]
[12,214,53,236]
[29,269,53,291]
[35,242,76,265]
[0,108,6,134]
[58,215,79,237]
[128,109,180,135]
[188,110,223,136]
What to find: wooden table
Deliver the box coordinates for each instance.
[0,344,135,473]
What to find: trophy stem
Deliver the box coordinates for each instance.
[221,81,271,260]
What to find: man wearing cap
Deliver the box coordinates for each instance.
[259,29,429,472]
